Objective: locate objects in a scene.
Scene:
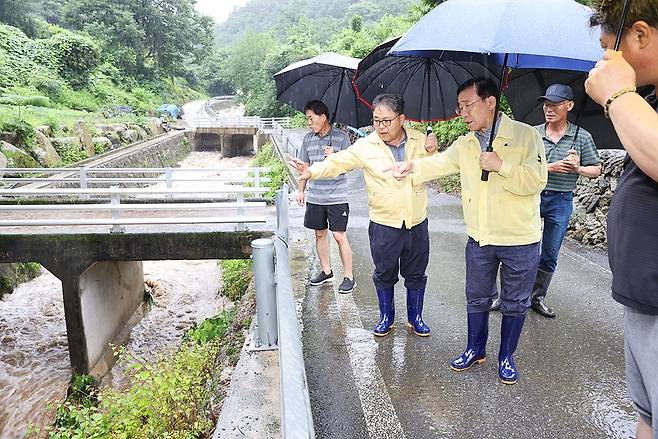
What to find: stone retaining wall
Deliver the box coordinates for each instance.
[567,149,626,250]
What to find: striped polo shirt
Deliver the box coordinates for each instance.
[297,127,351,205]
[534,122,600,192]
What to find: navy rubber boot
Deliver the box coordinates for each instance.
[450,312,489,371]
[498,314,527,385]
[373,287,395,337]
[406,288,430,336]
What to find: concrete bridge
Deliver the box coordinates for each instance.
[189,97,291,157]
[0,167,274,376]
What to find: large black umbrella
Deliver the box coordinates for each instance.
[353,37,501,122]
[273,52,371,128]
[506,69,623,149]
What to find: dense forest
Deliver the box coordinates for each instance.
[0,0,596,140]
[0,0,212,117]
[214,0,415,46]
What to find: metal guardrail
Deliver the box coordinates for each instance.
[274,185,315,438]
[194,116,292,130]
[0,166,272,192]
[0,167,272,233]
[194,104,291,132]
[271,121,302,158]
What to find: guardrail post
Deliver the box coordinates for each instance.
[109,187,124,234]
[276,185,289,242]
[79,166,90,200]
[251,237,278,347]
[165,167,173,199]
[254,168,261,189]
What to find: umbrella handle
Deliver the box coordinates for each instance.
[481,153,492,181]
[482,54,509,182]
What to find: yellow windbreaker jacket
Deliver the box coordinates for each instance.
[309,128,434,229]
[411,113,548,246]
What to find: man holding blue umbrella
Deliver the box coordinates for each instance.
[390,78,547,384]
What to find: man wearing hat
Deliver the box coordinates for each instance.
[524,84,601,317]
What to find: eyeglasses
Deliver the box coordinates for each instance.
[372,114,400,127]
[455,98,483,115]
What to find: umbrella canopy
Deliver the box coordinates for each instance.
[506,69,622,149]
[389,0,603,72]
[388,0,612,180]
[354,38,501,122]
[273,52,371,128]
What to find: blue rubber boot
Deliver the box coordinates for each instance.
[450,312,489,371]
[498,314,527,385]
[373,287,395,337]
[406,288,430,336]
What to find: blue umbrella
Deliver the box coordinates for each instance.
[389,0,604,180]
[390,0,602,71]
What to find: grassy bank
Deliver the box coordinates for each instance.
[34,265,255,438]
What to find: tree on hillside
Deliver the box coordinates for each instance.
[0,0,38,36]
[214,0,414,46]
[33,0,66,24]
[62,0,212,79]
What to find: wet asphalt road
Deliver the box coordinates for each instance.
[291,168,636,439]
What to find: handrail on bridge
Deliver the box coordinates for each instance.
[0,166,272,192]
[0,166,273,233]
[271,121,302,159]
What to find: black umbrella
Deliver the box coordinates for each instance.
[353,38,502,123]
[273,52,371,128]
[506,69,623,149]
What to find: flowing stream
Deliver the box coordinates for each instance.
[0,109,254,437]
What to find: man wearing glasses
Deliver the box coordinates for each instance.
[389,78,547,385]
[291,93,438,337]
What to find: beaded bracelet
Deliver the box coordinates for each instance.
[604,87,637,118]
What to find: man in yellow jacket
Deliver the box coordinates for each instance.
[391,78,547,384]
[291,93,437,337]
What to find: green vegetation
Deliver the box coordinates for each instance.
[214,0,415,47]
[208,1,424,117]
[219,259,253,302]
[0,117,36,149]
[0,262,41,297]
[251,142,287,201]
[39,293,255,438]
[1,0,211,167]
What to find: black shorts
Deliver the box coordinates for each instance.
[304,202,349,232]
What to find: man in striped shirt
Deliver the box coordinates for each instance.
[530,84,601,317]
[296,100,355,294]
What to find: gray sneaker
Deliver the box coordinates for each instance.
[309,270,334,285]
[338,277,356,294]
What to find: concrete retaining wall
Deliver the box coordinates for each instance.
[98,131,193,170]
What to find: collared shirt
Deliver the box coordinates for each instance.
[385,131,408,162]
[308,128,435,229]
[607,89,658,315]
[411,113,548,246]
[298,127,351,205]
[474,113,502,152]
[534,122,600,192]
